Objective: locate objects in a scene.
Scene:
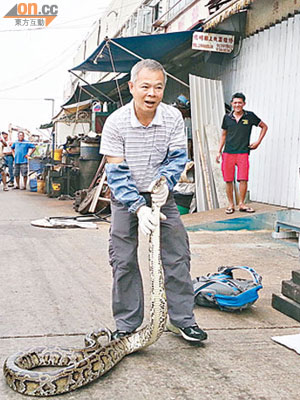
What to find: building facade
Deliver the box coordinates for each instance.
[65,0,300,209]
[197,0,300,209]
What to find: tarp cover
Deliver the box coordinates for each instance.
[71,31,194,73]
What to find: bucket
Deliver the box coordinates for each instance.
[80,141,101,160]
[174,192,193,209]
[50,182,62,198]
[52,182,61,192]
[54,148,63,161]
[29,178,37,192]
[177,205,189,215]
[37,179,45,194]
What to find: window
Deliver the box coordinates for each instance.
[167,0,194,22]
[153,1,163,21]
[137,7,153,34]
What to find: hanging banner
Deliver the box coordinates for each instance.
[192,32,234,53]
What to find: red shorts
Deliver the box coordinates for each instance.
[221,153,249,182]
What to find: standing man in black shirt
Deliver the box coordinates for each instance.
[216,93,268,214]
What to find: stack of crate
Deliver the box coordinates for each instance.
[272,270,300,322]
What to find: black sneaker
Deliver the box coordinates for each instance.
[111,330,133,340]
[178,324,208,342]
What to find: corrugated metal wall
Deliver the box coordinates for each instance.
[190,74,227,211]
[219,14,300,209]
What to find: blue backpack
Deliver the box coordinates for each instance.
[193,266,262,311]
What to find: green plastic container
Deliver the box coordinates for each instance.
[177,205,189,215]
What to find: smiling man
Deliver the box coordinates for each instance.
[216,92,268,214]
[100,59,207,343]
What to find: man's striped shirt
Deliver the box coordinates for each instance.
[100,100,186,192]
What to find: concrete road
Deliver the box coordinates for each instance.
[0,189,299,400]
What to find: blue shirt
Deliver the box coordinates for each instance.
[11,141,35,164]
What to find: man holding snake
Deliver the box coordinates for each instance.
[100,59,207,343]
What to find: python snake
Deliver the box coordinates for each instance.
[3,178,168,396]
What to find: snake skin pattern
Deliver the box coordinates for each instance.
[3,178,168,396]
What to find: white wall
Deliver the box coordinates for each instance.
[56,122,90,146]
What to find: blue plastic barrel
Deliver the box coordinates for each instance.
[29,178,37,192]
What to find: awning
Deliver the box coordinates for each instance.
[39,122,54,129]
[63,99,93,113]
[71,31,194,73]
[62,75,130,107]
[203,0,254,31]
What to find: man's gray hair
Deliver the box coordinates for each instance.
[130,59,167,85]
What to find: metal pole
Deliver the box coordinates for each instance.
[109,38,190,88]
[44,98,55,155]
[107,42,124,106]
[68,71,115,102]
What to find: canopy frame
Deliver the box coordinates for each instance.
[68,32,193,105]
[68,70,116,103]
[106,40,124,106]
[106,38,189,88]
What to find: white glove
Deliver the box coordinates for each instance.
[148,179,169,207]
[137,205,166,236]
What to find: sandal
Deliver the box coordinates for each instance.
[225,207,235,214]
[3,187,8,191]
[239,207,255,213]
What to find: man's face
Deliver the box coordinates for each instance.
[2,133,8,140]
[18,132,24,141]
[231,98,245,113]
[128,68,165,116]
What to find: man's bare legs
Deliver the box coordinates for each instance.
[226,180,249,209]
[226,179,253,212]
[15,176,20,189]
[239,180,248,209]
[23,176,27,189]
[225,181,234,209]
[15,176,27,189]
[1,171,7,191]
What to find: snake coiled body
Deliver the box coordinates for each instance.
[3,178,168,396]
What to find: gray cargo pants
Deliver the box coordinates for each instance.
[109,193,196,332]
